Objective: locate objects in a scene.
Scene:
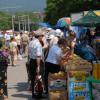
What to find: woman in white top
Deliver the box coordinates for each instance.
[44,38,68,94]
[15,32,21,53]
[9,37,18,66]
[15,32,22,60]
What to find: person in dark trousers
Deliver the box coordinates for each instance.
[28,30,44,98]
[44,38,69,94]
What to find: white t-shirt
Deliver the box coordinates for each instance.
[46,44,62,64]
[9,41,17,52]
[4,34,11,41]
[15,35,21,45]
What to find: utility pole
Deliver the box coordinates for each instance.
[0,6,22,32]
[12,15,15,32]
[22,20,25,31]
[28,15,30,32]
[18,15,30,32]
[25,20,27,31]
[18,16,21,32]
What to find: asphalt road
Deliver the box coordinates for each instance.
[7,58,33,100]
[7,57,100,100]
[7,57,48,100]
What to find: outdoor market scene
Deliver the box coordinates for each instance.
[0,0,100,100]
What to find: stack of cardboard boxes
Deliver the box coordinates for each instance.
[48,72,67,100]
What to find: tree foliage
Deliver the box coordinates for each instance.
[44,0,100,25]
[0,11,42,31]
[0,12,11,30]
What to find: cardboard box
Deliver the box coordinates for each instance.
[68,71,89,82]
[93,62,100,80]
[48,72,67,91]
[49,90,67,100]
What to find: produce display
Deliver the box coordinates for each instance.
[93,61,100,80]
[68,71,89,82]
[65,54,92,71]
[60,53,92,71]
[48,48,97,100]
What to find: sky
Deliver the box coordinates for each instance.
[0,0,46,13]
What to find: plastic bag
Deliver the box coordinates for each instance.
[34,75,45,97]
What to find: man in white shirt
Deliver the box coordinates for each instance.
[4,33,11,47]
[28,30,44,98]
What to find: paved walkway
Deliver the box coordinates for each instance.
[7,57,100,100]
[7,58,33,100]
[7,58,47,100]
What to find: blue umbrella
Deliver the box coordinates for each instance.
[38,22,51,28]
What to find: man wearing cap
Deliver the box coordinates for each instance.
[28,30,44,98]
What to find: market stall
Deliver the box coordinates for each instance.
[48,53,93,100]
[71,10,100,27]
[71,10,100,100]
[65,54,92,100]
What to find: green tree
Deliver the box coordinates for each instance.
[44,0,99,25]
[44,0,83,25]
[0,12,11,30]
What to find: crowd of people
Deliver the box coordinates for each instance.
[0,31,29,100]
[0,25,99,99]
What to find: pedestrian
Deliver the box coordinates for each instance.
[21,31,29,57]
[0,41,9,100]
[44,38,69,94]
[9,37,18,66]
[26,31,35,91]
[28,30,44,98]
[15,32,22,60]
[4,31,11,47]
[67,30,76,55]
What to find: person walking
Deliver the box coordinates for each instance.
[28,30,44,98]
[9,37,18,66]
[15,32,22,60]
[21,31,29,57]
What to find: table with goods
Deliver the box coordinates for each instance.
[48,52,95,100]
[65,54,93,100]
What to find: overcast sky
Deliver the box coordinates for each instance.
[0,0,46,12]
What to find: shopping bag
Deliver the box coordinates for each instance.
[34,75,45,97]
